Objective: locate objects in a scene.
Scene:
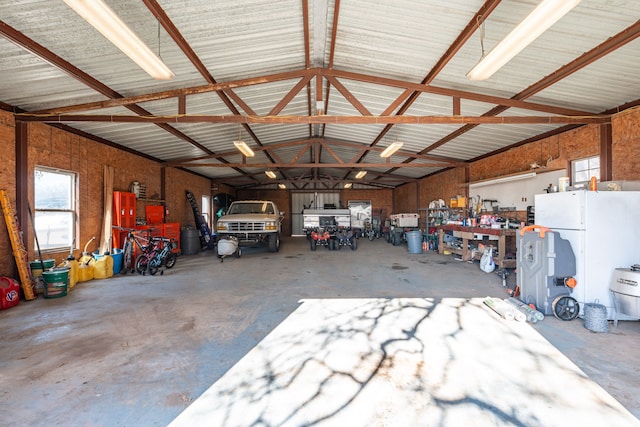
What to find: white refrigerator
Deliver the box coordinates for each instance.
[535,190,640,320]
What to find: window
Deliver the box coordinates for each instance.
[34,167,77,251]
[201,195,211,228]
[572,156,600,185]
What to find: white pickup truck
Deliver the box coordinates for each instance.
[216,200,283,252]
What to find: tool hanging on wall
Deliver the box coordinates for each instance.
[0,190,36,300]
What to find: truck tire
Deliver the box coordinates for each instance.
[393,230,403,246]
[268,233,280,252]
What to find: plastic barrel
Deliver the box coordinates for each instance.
[110,249,123,275]
[406,230,423,254]
[42,268,69,298]
[180,228,200,255]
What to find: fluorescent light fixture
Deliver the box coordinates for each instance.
[278,183,287,189]
[355,170,367,179]
[466,0,581,81]
[265,170,277,179]
[470,172,536,187]
[344,183,353,189]
[380,141,403,158]
[233,140,255,157]
[64,0,175,80]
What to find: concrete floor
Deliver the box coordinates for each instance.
[1,236,639,426]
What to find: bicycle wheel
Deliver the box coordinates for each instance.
[134,253,148,275]
[165,253,177,269]
[121,240,133,274]
[148,258,159,276]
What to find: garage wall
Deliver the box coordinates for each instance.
[393,182,418,213]
[0,113,212,277]
[398,107,640,224]
[418,167,466,207]
[612,108,640,180]
[0,111,16,278]
[342,188,393,219]
[469,124,600,182]
[409,123,602,222]
[165,167,212,228]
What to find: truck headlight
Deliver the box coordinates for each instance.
[217,223,228,231]
[265,221,277,230]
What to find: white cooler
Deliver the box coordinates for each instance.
[610,267,640,326]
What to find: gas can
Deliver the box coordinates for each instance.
[0,276,20,310]
[93,253,114,279]
[77,255,95,283]
[58,254,79,290]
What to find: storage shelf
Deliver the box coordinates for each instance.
[437,225,516,269]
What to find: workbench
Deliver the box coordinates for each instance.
[437,224,517,269]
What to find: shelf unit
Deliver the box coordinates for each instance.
[425,207,448,251]
[437,224,517,269]
[427,207,449,226]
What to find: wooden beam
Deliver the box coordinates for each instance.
[268,75,313,116]
[325,75,372,116]
[170,162,457,168]
[16,113,609,125]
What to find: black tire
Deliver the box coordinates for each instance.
[165,253,177,269]
[236,248,242,258]
[134,254,148,275]
[148,261,159,276]
[393,231,403,246]
[121,241,133,274]
[310,239,317,251]
[552,295,580,321]
[268,233,280,252]
[350,237,358,250]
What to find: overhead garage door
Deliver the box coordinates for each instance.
[291,192,341,236]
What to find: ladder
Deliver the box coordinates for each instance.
[185,190,214,249]
[0,190,36,300]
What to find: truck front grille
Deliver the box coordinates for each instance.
[225,222,266,232]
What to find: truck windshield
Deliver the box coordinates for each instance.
[227,202,274,215]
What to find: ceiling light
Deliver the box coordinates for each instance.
[265,170,277,179]
[355,170,367,179]
[344,183,353,189]
[64,0,175,80]
[380,141,404,158]
[466,0,581,81]
[234,140,255,157]
[278,183,287,189]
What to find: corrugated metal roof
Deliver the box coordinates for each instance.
[1,0,638,189]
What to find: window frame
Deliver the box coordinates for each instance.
[34,166,78,252]
[201,194,211,229]
[571,155,600,186]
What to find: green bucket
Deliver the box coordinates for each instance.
[30,259,55,277]
[42,268,69,299]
